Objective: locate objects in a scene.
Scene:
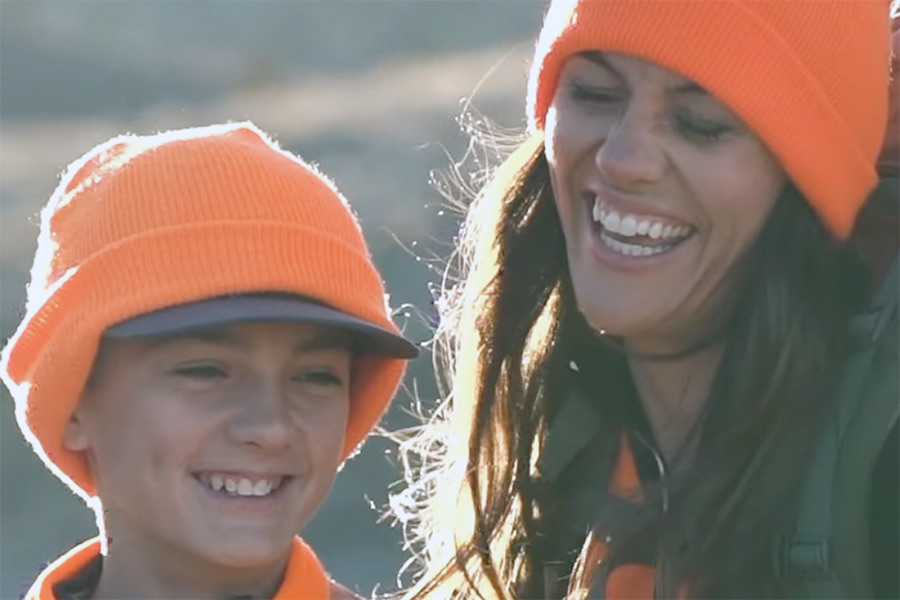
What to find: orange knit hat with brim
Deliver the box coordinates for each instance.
[527,0,894,239]
[0,122,417,499]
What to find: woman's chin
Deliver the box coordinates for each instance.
[578,309,686,355]
[577,302,651,339]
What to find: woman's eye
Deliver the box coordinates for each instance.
[569,81,624,106]
[674,111,732,143]
[173,364,227,379]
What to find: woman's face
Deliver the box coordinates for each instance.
[545,52,786,353]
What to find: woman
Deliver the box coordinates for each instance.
[394,1,898,599]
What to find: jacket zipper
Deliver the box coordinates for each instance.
[631,429,671,599]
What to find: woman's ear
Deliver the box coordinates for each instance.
[62,407,91,451]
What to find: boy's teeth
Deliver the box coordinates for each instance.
[201,473,280,497]
[592,198,692,240]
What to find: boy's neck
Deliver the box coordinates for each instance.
[91,531,290,600]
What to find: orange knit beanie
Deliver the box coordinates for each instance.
[527,0,894,239]
[1,122,410,498]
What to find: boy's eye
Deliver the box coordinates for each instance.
[292,368,344,388]
[569,81,625,106]
[674,110,732,143]
[173,364,227,379]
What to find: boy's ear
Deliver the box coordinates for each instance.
[62,407,91,451]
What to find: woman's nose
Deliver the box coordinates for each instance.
[595,107,667,188]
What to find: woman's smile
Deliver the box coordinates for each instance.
[583,190,698,267]
[546,52,785,352]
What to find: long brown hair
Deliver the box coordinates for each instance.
[391,132,867,599]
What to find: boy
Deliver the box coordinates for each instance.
[1,122,418,599]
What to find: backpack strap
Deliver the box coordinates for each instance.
[538,386,625,598]
[832,255,899,596]
[537,386,600,598]
[539,387,602,482]
[777,253,899,598]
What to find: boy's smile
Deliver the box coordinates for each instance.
[64,321,353,576]
[3,122,418,600]
[193,470,287,498]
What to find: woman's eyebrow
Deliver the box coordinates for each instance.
[582,51,622,79]
[581,51,707,96]
[671,81,708,95]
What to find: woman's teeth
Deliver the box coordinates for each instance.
[198,473,283,497]
[592,199,693,241]
[600,230,675,256]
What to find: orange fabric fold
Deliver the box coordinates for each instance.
[24,536,330,600]
[577,433,690,599]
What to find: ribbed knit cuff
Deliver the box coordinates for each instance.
[527,0,888,238]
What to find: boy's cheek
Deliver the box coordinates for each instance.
[313,419,349,468]
[62,410,91,452]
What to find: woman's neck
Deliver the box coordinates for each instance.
[91,530,288,600]
[625,343,722,466]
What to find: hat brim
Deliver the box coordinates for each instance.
[104,294,419,359]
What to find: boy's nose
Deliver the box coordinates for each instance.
[225,381,294,452]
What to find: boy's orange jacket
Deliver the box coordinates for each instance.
[24,536,332,600]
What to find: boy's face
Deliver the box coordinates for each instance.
[65,321,353,570]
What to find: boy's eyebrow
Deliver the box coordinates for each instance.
[581,51,709,95]
[141,326,355,353]
[292,329,355,354]
[143,328,250,351]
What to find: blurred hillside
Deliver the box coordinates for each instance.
[0,2,541,598]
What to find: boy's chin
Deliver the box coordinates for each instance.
[192,534,296,571]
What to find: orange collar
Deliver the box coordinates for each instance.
[578,432,689,600]
[24,536,330,600]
